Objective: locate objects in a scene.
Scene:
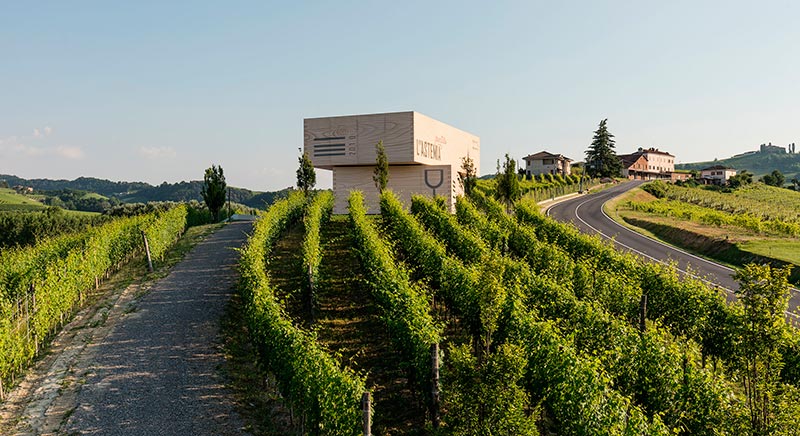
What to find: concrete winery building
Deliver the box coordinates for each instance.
[304,111,480,214]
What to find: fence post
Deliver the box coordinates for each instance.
[142,230,154,273]
[24,290,31,342]
[431,342,441,428]
[307,264,315,323]
[639,294,647,333]
[30,283,38,355]
[361,391,372,436]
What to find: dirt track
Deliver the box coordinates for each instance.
[1,221,253,436]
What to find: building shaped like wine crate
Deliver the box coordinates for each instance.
[304,111,480,214]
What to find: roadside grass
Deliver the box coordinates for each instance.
[739,239,800,266]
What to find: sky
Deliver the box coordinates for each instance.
[1,1,798,191]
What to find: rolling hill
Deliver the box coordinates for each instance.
[677,149,800,180]
[0,174,290,209]
[0,187,46,211]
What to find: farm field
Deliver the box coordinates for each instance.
[3,184,799,434]
[610,182,800,282]
[0,188,46,212]
[236,189,800,434]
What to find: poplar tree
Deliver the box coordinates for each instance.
[494,154,521,213]
[460,155,477,196]
[296,152,316,195]
[585,119,622,178]
[373,140,389,193]
[201,165,226,222]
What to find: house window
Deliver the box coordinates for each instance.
[543,159,554,165]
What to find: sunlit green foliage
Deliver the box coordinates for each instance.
[238,191,365,434]
[0,205,187,392]
[350,190,441,397]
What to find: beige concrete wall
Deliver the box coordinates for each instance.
[304,112,415,169]
[304,111,480,173]
[411,112,481,173]
[332,164,454,214]
[305,111,478,214]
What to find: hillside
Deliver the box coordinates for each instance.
[677,150,800,179]
[0,174,290,209]
[0,187,46,211]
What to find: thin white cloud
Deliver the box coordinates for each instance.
[56,146,84,159]
[0,136,44,156]
[0,133,82,159]
[138,146,177,160]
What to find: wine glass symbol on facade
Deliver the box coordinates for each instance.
[424,169,444,196]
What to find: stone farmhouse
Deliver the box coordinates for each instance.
[699,165,737,185]
[618,147,686,181]
[522,151,572,177]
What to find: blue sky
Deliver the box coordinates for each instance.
[1,1,798,191]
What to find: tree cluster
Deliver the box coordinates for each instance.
[760,170,785,187]
[728,171,754,189]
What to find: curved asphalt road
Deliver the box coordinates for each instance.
[546,181,800,323]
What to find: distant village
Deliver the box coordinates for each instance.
[522,141,798,186]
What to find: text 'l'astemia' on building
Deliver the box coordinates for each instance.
[304,111,480,214]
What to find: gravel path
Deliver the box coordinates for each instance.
[63,221,253,436]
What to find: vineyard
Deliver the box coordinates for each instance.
[237,188,800,435]
[636,182,800,232]
[0,205,188,399]
[477,173,600,204]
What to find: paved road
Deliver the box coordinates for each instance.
[64,221,254,436]
[546,181,800,322]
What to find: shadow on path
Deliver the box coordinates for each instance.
[65,222,253,436]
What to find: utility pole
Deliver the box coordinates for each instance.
[227,187,231,221]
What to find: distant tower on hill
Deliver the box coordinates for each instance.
[759,142,787,154]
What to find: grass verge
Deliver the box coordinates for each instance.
[606,187,800,284]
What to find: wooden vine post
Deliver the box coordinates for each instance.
[307,264,315,323]
[361,391,372,436]
[639,294,648,333]
[431,342,441,428]
[31,283,38,355]
[142,230,154,272]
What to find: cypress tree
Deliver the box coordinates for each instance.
[585,119,622,178]
[296,152,316,195]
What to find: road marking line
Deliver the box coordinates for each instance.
[548,186,800,322]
